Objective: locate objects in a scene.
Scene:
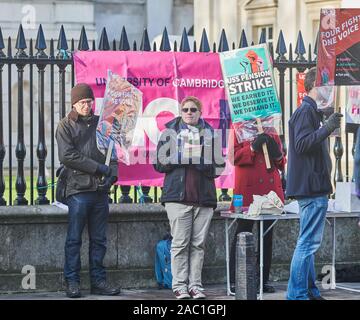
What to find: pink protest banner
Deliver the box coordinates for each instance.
[74,51,233,188]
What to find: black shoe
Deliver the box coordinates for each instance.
[263,283,276,293]
[65,281,81,298]
[308,292,326,300]
[90,281,121,296]
[257,283,276,293]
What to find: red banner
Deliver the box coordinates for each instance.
[316,8,360,86]
[297,72,307,107]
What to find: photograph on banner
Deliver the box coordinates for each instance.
[74,51,234,188]
[346,86,360,126]
[96,70,142,165]
[219,44,282,143]
[316,8,360,87]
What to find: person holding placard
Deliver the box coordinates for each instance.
[286,67,343,300]
[56,83,120,298]
[228,125,286,293]
[154,96,225,299]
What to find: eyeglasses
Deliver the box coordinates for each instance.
[78,99,94,107]
[182,107,198,113]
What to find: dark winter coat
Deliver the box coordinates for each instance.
[154,117,225,208]
[55,109,118,198]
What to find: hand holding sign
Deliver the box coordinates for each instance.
[220,44,282,169]
[96,70,142,167]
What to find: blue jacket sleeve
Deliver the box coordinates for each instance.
[293,109,330,154]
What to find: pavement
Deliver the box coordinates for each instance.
[0,282,359,300]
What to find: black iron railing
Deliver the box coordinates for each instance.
[0,24,355,206]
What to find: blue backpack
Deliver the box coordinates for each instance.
[155,234,172,289]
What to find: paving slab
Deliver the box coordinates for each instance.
[0,282,359,300]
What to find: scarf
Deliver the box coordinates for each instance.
[177,119,206,164]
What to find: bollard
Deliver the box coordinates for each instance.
[235,232,257,300]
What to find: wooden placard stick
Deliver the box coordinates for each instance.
[256,118,271,169]
[335,86,341,113]
[334,86,342,137]
[105,139,115,166]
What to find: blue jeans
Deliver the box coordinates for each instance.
[64,191,109,285]
[286,195,328,300]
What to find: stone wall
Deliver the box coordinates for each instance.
[0,203,359,293]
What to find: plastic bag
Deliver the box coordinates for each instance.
[247,190,284,216]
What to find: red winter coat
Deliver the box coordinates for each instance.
[228,129,286,207]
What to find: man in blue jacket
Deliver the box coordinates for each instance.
[286,67,342,300]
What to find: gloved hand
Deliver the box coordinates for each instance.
[251,133,270,152]
[97,176,117,192]
[266,136,282,160]
[96,164,111,177]
[323,112,343,134]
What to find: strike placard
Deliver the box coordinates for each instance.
[219,44,282,123]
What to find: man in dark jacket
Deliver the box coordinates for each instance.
[286,67,343,300]
[56,83,120,298]
[154,96,225,299]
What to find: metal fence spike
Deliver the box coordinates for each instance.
[199,29,210,52]
[295,31,306,61]
[35,24,47,58]
[0,27,5,51]
[78,26,89,51]
[15,25,27,57]
[275,30,287,62]
[313,31,319,61]
[15,24,27,50]
[29,38,33,57]
[239,29,248,48]
[259,28,266,44]
[7,36,11,59]
[140,28,151,51]
[218,29,229,52]
[180,27,190,52]
[57,25,68,51]
[98,27,110,50]
[50,38,55,58]
[160,27,171,51]
[119,26,130,51]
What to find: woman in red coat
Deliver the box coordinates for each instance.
[228,127,286,292]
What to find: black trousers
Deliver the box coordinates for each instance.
[229,219,274,284]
